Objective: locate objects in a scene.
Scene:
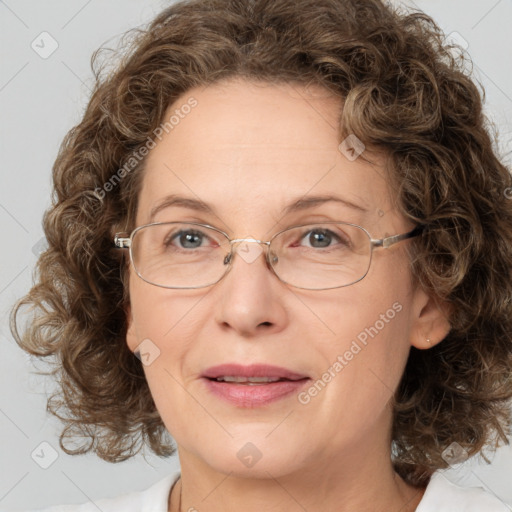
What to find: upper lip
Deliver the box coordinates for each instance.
[201,364,309,381]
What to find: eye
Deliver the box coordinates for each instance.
[298,228,350,249]
[165,229,214,250]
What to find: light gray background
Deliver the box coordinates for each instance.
[1,1,511,510]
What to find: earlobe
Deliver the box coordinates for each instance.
[410,287,452,350]
[125,304,138,353]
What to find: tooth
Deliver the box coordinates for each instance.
[221,376,247,382]
[215,376,281,383]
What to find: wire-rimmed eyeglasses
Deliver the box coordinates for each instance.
[114,221,424,290]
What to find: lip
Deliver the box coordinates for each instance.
[201,364,311,408]
[201,363,308,380]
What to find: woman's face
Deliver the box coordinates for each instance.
[126,78,449,479]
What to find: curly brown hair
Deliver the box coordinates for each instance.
[10,0,512,488]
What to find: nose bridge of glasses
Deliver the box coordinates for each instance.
[225,237,274,266]
[230,238,270,255]
[230,237,269,246]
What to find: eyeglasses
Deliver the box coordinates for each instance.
[114,221,424,290]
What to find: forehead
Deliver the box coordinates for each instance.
[136,79,398,230]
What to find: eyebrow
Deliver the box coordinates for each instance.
[148,193,368,222]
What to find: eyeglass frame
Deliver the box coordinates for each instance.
[114,221,425,291]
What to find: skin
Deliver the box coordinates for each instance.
[125,78,452,512]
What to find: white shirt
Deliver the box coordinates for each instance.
[18,470,511,512]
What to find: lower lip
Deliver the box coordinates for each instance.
[202,378,310,407]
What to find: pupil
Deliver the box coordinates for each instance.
[310,231,330,247]
[180,232,201,248]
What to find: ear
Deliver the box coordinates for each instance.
[125,303,139,353]
[409,285,452,350]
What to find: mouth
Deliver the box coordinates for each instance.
[208,376,299,384]
[201,364,311,407]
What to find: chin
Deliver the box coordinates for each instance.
[194,432,310,479]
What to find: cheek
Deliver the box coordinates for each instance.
[300,265,413,419]
[297,274,410,358]
[328,297,410,385]
[295,302,411,450]
[331,276,412,388]
[127,278,206,388]
[128,273,206,345]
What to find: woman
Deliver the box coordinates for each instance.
[10,0,512,510]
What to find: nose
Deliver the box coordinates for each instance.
[213,239,289,337]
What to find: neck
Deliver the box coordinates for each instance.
[169,444,426,512]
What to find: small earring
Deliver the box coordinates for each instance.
[426,338,431,345]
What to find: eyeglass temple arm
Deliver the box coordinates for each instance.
[371,225,425,249]
[114,234,131,248]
